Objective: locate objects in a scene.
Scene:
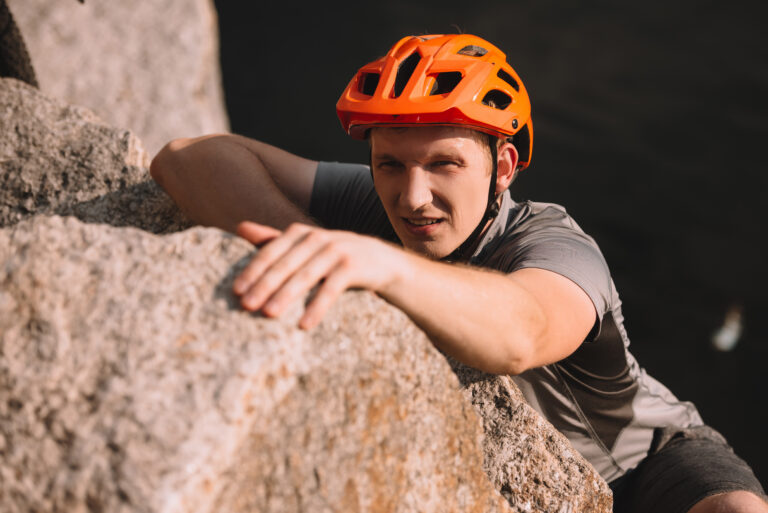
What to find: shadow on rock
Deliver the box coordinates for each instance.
[60,180,192,234]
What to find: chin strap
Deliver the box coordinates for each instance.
[442,136,501,263]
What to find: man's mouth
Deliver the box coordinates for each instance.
[405,218,443,226]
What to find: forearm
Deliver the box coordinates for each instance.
[378,251,547,375]
[150,135,316,233]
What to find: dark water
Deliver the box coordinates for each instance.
[213,0,768,485]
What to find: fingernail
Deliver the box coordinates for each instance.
[242,294,258,310]
[263,300,278,315]
[299,314,316,330]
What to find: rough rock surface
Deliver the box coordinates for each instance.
[0,216,512,513]
[0,78,189,233]
[453,363,613,512]
[8,0,229,155]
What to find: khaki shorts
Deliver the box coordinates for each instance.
[609,425,766,513]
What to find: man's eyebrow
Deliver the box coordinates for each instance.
[372,152,466,162]
[371,153,401,161]
[427,152,465,162]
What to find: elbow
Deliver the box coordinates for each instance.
[150,137,193,189]
[470,339,535,376]
[440,329,542,376]
[499,350,534,376]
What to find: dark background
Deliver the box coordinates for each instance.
[212,0,767,484]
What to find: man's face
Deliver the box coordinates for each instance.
[370,126,494,259]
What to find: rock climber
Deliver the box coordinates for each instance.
[149,33,767,513]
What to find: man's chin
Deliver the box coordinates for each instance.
[401,238,456,260]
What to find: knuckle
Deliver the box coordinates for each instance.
[286,222,308,235]
[305,230,326,245]
[294,266,315,282]
[254,245,275,260]
[260,273,282,290]
[336,255,354,271]
[245,257,267,275]
[324,240,342,255]
[239,267,258,283]
[258,242,285,261]
[275,285,295,301]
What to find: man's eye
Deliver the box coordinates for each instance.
[377,161,401,170]
[433,161,458,168]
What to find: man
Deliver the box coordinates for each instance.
[150,34,766,513]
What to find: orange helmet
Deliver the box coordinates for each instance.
[336,34,533,169]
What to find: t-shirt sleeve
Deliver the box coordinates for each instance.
[309,161,398,242]
[482,204,613,337]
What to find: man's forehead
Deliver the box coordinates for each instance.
[369,126,487,152]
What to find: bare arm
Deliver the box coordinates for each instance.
[150,134,318,232]
[234,222,595,375]
[380,253,595,374]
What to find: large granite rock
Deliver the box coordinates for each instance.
[8,0,229,155]
[0,216,513,513]
[0,78,188,233]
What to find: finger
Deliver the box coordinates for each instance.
[234,223,313,296]
[233,221,283,295]
[242,231,333,311]
[260,242,344,316]
[236,221,282,246]
[298,265,352,329]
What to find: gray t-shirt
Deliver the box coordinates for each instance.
[310,161,703,483]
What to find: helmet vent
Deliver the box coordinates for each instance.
[497,69,520,92]
[393,52,421,98]
[482,90,512,110]
[359,73,380,96]
[429,72,463,95]
[457,45,488,57]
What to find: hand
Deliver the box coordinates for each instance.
[233,221,403,329]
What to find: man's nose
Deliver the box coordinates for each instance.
[400,166,433,210]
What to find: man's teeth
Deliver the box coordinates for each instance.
[409,219,440,226]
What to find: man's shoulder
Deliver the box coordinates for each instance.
[474,194,608,284]
[498,196,593,243]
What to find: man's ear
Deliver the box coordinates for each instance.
[495,141,519,195]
